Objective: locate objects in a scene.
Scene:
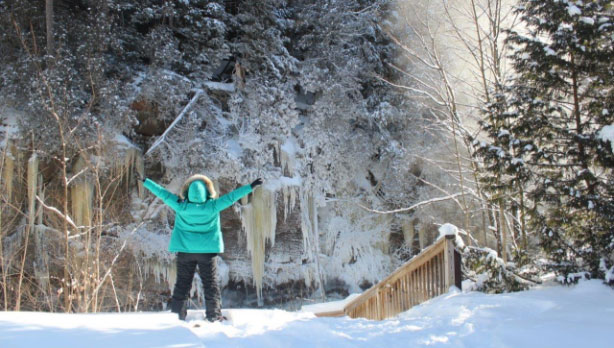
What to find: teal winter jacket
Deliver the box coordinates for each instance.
[143,175,252,253]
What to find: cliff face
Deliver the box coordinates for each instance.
[0,1,467,311]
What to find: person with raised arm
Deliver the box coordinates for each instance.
[138,172,263,322]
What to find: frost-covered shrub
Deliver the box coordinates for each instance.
[600,258,614,287]
[462,246,538,293]
[555,272,591,286]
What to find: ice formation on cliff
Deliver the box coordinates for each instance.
[240,186,278,303]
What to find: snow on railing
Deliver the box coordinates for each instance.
[318,233,462,320]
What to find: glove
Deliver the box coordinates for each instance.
[134,170,145,183]
[250,178,263,189]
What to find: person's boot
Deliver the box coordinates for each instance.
[206,314,227,323]
[170,299,187,320]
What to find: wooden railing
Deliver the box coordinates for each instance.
[317,235,461,320]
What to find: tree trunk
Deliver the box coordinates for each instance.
[499,200,507,262]
[46,0,54,56]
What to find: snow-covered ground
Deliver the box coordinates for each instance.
[1,280,612,348]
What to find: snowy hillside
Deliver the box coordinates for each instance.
[1,280,612,348]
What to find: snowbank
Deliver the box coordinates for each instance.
[1,280,612,348]
[0,312,202,348]
[598,124,614,152]
[300,293,361,314]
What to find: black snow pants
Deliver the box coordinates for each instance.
[169,252,221,321]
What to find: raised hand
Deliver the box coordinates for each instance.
[134,170,145,183]
[250,178,263,189]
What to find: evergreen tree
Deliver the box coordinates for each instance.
[472,84,534,261]
[501,0,614,278]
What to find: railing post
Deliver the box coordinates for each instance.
[444,235,460,291]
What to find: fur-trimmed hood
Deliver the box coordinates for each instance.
[179,174,218,201]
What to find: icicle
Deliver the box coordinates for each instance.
[71,181,93,226]
[401,219,415,251]
[280,138,298,176]
[124,148,137,191]
[36,175,43,225]
[2,141,15,202]
[303,264,313,288]
[123,148,132,191]
[71,156,93,227]
[418,224,427,250]
[112,145,144,196]
[27,153,38,227]
[299,189,317,258]
[25,152,50,295]
[143,258,176,292]
[240,186,277,304]
[33,179,49,291]
[376,214,393,252]
[299,188,325,298]
[135,152,144,199]
[281,185,298,222]
[190,273,204,302]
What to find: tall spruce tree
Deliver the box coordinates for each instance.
[473,84,534,260]
[499,0,614,279]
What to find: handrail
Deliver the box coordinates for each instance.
[339,235,461,320]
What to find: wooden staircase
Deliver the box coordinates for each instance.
[315,235,462,320]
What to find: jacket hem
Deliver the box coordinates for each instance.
[169,249,224,253]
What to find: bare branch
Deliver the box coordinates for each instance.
[357,192,465,215]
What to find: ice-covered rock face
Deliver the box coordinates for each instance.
[0,1,472,311]
[131,100,464,308]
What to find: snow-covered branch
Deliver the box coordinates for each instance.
[357,192,465,215]
[36,195,78,230]
[66,167,89,186]
[145,89,203,156]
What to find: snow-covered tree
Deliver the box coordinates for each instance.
[495,0,614,278]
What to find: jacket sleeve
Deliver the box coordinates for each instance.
[212,185,253,213]
[143,178,181,211]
